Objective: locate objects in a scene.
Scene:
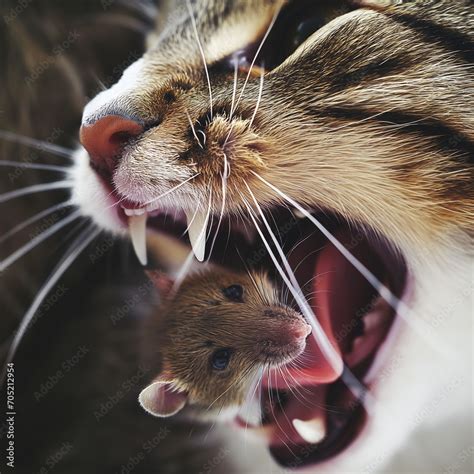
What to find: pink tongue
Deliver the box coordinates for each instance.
[267,229,383,388]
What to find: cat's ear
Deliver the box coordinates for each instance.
[138,379,187,418]
[146,270,175,299]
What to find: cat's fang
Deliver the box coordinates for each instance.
[292,417,326,444]
[129,213,148,265]
[185,209,209,262]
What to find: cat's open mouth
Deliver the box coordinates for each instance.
[117,199,407,468]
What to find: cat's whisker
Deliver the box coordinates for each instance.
[241,192,374,413]
[250,170,458,362]
[244,184,343,375]
[1,224,100,380]
[186,0,214,119]
[207,153,229,261]
[170,250,196,297]
[248,65,265,130]
[228,56,239,121]
[233,6,281,111]
[0,200,73,245]
[0,130,74,159]
[0,210,82,273]
[0,161,68,172]
[185,108,204,149]
[105,173,201,211]
[0,181,73,204]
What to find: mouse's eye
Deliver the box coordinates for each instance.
[222,284,243,302]
[211,349,232,371]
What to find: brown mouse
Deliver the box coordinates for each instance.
[138,268,312,419]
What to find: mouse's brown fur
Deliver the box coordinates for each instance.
[139,268,311,418]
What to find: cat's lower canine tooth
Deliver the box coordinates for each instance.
[129,213,148,265]
[292,417,326,444]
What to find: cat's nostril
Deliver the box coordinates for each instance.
[79,115,144,173]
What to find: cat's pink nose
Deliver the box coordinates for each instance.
[80,115,143,173]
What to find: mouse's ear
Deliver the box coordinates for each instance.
[146,270,175,299]
[139,380,187,418]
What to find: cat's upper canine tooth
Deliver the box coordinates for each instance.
[185,209,209,262]
[292,417,326,444]
[129,213,148,265]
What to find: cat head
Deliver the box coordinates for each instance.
[72,0,473,471]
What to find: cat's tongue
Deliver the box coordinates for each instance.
[265,229,383,388]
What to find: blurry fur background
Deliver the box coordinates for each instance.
[0,1,239,472]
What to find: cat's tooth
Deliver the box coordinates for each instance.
[364,297,390,332]
[292,417,326,444]
[129,213,148,265]
[185,209,208,262]
[294,209,306,219]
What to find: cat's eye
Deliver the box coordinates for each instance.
[247,0,353,71]
[222,284,244,302]
[211,349,232,371]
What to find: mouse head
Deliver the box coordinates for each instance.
[139,269,312,418]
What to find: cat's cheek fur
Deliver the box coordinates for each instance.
[69,149,125,234]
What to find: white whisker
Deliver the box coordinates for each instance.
[186,0,213,119]
[0,130,74,158]
[248,66,265,130]
[242,192,374,412]
[207,153,229,260]
[243,187,343,376]
[1,225,100,379]
[170,250,196,296]
[233,6,281,111]
[0,181,73,204]
[0,210,82,272]
[251,171,458,361]
[0,161,68,172]
[185,109,204,149]
[228,56,239,120]
[0,201,73,245]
